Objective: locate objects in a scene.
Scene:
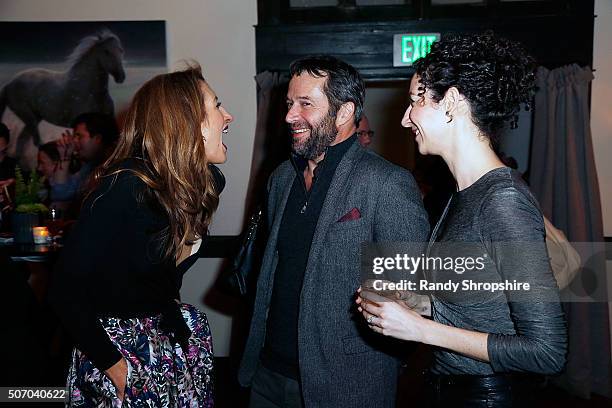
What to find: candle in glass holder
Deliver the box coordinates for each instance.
[32,226,50,244]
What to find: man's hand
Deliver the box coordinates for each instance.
[104,357,128,401]
[57,129,76,160]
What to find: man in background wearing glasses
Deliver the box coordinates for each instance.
[356,113,374,148]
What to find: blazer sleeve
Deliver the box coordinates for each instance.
[373,167,430,243]
[48,172,141,371]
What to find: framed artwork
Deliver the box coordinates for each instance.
[0,21,167,169]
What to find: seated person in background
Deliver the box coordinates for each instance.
[0,123,16,217]
[0,123,16,182]
[37,141,74,212]
[54,112,119,202]
[356,113,374,148]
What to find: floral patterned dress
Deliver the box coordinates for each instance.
[66,303,214,407]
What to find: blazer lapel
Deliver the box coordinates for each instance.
[302,141,364,286]
[269,169,296,242]
[260,165,296,300]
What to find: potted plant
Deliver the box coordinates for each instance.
[12,166,48,243]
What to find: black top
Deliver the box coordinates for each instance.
[0,156,16,180]
[49,160,197,371]
[428,167,567,375]
[260,135,356,379]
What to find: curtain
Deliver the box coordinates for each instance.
[529,64,611,398]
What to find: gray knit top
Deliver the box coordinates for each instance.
[427,167,567,375]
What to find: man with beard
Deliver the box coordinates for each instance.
[239,55,429,407]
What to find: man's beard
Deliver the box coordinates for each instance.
[291,113,337,160]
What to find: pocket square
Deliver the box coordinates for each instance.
[337,208,361,223]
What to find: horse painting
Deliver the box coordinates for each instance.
[0,29,125,168]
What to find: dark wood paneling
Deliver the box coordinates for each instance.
[258,0,587,26]
[256,0,594,80]
[256,14,594,80]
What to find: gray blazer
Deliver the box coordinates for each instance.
[239,140,430,407]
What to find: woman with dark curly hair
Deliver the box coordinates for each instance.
[357,33,567,406]
[50,64,232,406]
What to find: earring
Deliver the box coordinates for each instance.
[446,111,453,123]
[201,122,208,143]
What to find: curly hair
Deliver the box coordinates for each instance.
[413,32,536,146]
[88,64,219,261]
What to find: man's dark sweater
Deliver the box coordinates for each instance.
[260,135,356,380]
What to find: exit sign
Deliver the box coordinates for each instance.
[393,33,440,67]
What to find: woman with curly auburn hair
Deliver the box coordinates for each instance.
[357,33,567,406]
[49,64,233,406]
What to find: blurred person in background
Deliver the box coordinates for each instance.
[53,112,120,205]
[356,113,374,148]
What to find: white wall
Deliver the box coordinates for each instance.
[0,0,258,356]
[593,0,612,237]
[592,0,612,361]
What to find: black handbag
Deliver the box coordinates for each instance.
[224,206,265,296]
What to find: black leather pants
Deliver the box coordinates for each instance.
[425,373,539,407]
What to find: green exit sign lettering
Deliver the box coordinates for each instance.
[393,33,440,67]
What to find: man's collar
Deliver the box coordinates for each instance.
[327,133,358,157]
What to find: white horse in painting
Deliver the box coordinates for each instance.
[0,29,125,168]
